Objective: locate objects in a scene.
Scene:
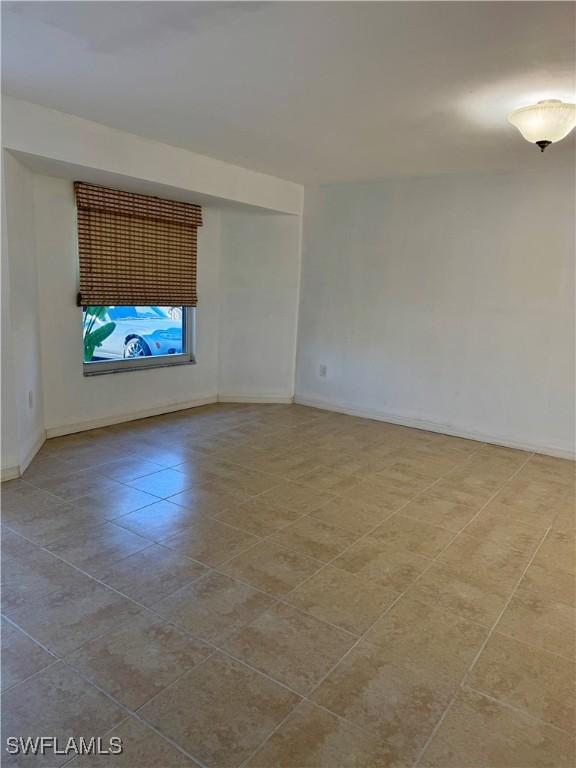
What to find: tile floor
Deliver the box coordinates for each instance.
[1,403,575,768]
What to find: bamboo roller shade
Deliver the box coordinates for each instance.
[75,181,202,307]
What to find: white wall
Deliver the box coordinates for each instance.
[1,164,21,473]
[2,152,45,472]
[296,169,575,457]
[28,174,302,436]
[218,210,302,401]
[1,101,304,470]
[3,97,303,216]
[33,174,222,435]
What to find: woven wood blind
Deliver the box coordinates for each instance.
[75,182,202,306]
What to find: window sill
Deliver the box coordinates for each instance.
[83,357,196,376]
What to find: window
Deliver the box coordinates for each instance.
[83,305,195,375]
[74,181,202,376]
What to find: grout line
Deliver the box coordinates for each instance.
[5,411,568,767]
[413,491,557,765]
[461,685,576,734]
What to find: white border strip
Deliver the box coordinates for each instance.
[294,394,575,460]
[45,394,218,438]
[218,394,294,404]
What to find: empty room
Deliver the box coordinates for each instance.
[1,2,574,767]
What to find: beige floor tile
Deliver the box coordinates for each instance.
[488,488,566,527]
[286,565,398,634]
[368,515,454,558]
[464,507,545,556]
[2,483,76,517]
[400,493,478,532]
[373,462,436,491]
[247,700,405,768]
[7,407,574,767]
[2,503,103,547]
[139,652,300,768]
[272,516,360,562]
[99,544,207,606]
[408,562,509,626]
[311,642,457,761]
[160,485,238,517]
[199,463,280,501]
[20,454,77,484]
[496,594,575,659]
[256,481,335,514]
[364,596,488,678]
[333,538,431,591]
[96,456,166,482]
[71,485,160,520]
[340,479,416,514]
[222,602,356,695]
[125,468,196,498]
[161,517,259,566]
[213,498,305,536]
[26,470,119,501]
[0,527,38,558]
[70,716,196,767]
[112,498,210,541]
[1,663,125,768]
[65,612,211,709]
[310,495,394,536]
[220,540,322,595]
[152,570,273,642]
[426,478,494,509]
[7,580,142,656]
[437,532,532,589]
[515,560,576,606]
[468,632,575,731]
[46,522,152,578]
[1,618,56,691]
[420,687,575,768]
[251,450,322,481]
[297,465,364,494]
[533,530,576,573]
[1,548,86,613]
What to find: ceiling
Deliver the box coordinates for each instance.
[2,1,575,184]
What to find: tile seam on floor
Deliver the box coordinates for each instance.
[413,516,555,767]
[7,416,568,768]
[219,441,504,766]
[244,438,490,607]
[3,607,216,768]
[263,450,538,767]
[461,684,576,735]
[487,626,576,664]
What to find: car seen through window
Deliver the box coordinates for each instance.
[83,305,193,372]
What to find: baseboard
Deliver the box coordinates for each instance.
[1,465,20,482]
[45,394,219,438]
[1,430,46,482]
[20,431,47,473]
[218,393,294,404]
[294,394,576,460]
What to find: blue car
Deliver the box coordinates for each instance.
[89,306,184,359]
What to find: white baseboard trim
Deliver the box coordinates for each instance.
[1,430,46,482]
[45,394,219,438]
[20,431,47,474]
[218,394,294,404]
[1,465,20,482]
[294,394,575,460]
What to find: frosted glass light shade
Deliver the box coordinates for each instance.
[508,99,576,144]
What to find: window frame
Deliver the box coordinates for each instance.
[82,306,196,376]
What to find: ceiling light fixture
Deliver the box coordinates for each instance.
[507,99,576,152]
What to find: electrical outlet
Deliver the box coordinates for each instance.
[28,390,34,409]
[319,364,327,378]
